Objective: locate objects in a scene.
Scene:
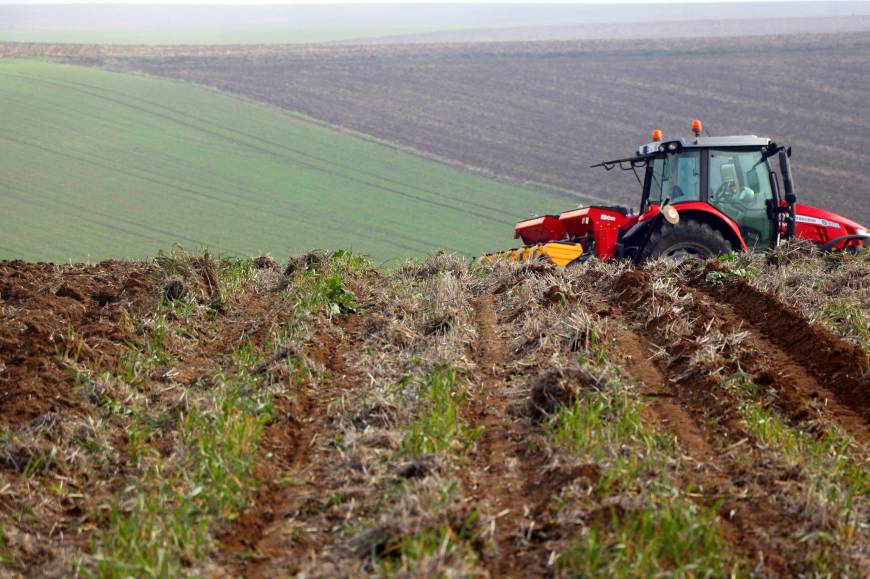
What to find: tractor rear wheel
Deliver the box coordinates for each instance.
[641,220,732,261]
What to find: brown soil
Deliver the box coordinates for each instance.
[608,323,716,461]
[221,314,365,578]
[462,294,569,577]
[713,279,869,425]
[464,296,549,577]
[3,256,866,576]
[0,260,158,428]
[597,269,805,575]
[217,393,312,556]
[674,275,870,444]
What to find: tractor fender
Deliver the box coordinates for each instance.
[617,216,657,260]
[668,203,748,252]
[819,234,870,252]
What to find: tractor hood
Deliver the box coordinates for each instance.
[794,203,869,248]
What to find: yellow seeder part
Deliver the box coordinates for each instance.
[480,241,583,267]
[538,241,584,266]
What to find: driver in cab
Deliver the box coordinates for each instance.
[716,163,759,206]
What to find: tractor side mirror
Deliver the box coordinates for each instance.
[786,146,792,158]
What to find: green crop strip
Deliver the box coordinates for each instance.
[368,480,484,577]
[401,366,482,457]
[91,363,273,577]
[85,250,370,576]
[559,498,725,578]
[550,389,667,493]
[549,384,732,577]
[0,60,565,263]
[724,372,869,575]
[373,495,483,575]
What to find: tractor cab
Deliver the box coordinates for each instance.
[600,120,867,261]
[636,132,785,253]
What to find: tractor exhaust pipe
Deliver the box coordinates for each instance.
[778,149,797,239]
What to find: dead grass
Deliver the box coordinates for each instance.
[1,249,867,576]
[591,254,870,575]
[721,241,870,352]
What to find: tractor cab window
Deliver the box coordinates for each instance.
[647,151,701,207]
[708,149,775,248]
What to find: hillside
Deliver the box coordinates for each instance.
[0,27,443,45]
[91,33,870,226]
[356,16,870,44]
[1,248,867,575]
[3,16,870,45]
[0,60,571,263]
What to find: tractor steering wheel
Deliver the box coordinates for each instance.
[712,180,738,203]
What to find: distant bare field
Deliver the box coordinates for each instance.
[7,32,870,225]
[347,16,870,44]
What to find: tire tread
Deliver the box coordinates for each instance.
[640,219,732,261]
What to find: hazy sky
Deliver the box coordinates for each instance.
[0,0,839,4]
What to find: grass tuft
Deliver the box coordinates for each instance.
[547,364,733,576]
[287,251,365,316]
[724,372,869,575]
[705,267,757,286]
[378,522,481,573]
[820,299,869,353]
[559,497,727,578]
[402,366,481,457]
[91,377,272,577]
[548,387,671,494]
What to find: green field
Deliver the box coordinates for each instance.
[0,27,442,45]
[0,59,573,264]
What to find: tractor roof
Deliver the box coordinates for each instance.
[593,134,775,170]
[637,135,771,157]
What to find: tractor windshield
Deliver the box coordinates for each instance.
[708,149,775,248]
[647,151,701,206]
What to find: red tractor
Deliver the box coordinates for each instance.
[487,120,868,266]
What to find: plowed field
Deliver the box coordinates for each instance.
[75,32,870,226]
[1,247,868,576]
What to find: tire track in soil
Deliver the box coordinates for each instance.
[605,322,716,461]
[171,287,280,387]
[593,272,803,575]
[694,277,869,439]
[218,314,363,578]
[464,294,554,578]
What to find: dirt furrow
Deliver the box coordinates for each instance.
[697,278,869,434]
[597,271,804,575]
[220,314,363,578]
[606,323,716,461]
[463,294,555,577]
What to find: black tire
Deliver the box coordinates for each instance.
[640,220,732,262]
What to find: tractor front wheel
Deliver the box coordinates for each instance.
[641,220,732,261]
